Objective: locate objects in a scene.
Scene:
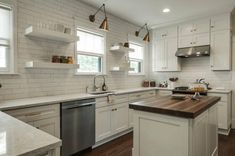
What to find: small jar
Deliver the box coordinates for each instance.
[67,56,73,64]
[60,56,68,63]
[150,81,156,87]
[52,55,60,63]
[143,80,150,87]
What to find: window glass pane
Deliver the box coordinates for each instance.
[77,54,102,73]
[0,46,7,68]
[0,7,10,39]
[129,60,141,74]
[77,30,104,54]
[129,43,143,60]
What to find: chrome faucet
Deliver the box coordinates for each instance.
[93,75,106,92]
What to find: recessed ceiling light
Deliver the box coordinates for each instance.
[163,8,170,13]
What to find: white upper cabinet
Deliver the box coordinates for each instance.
[210,13,231,71]
[179,19,210,36]
[178,19,210,48]
[210,30,231,70]
[210,13,231,32]
[153,26,181,72]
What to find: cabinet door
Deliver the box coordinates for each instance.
[111,103,129,134]
[194,33,210,46]
[179,23,194,36]
[210,30,231,70]
[194,19,210,34]
[217,102,228,129]
[34,117,60,138]
[153,39,166,71]
[178,35,193,48]
[95,106,112,142]
[211,13,231,32]
[166,37,180,71]
[192,112,208,156]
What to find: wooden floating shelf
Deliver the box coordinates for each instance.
[25,26,79,43]
[25,61,79,69]
[110,45,134,53]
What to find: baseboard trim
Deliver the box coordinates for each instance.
[93,128,133,148]
[218,128,231,136]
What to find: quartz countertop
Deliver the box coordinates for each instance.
[129,95,221,118]
[0,87,231,111]
[0,111,61,156]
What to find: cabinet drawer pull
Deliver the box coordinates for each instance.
[136,95,141,97]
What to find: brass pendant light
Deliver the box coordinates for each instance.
[89,4,109,31]
[135,23,150,42]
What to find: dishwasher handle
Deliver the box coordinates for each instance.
[62,102,95,110]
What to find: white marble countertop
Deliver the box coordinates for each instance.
[0,111,61,156]
[0,87,231,111]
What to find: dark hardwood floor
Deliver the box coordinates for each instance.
[79,130,235,156]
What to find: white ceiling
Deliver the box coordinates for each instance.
[80,0,235,28]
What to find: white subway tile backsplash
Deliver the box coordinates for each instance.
[0,0,146,101]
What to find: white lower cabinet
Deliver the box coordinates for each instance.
[133,104,218,156]
[95,105,113,142]
[96,90,156,143]
[111,103,129,134]
[4,104,60,156]
[208,92,231,135]
[95,97,129,143]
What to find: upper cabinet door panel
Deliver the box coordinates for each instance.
[195,33,210,46]
[179,23,194,36]
[154,26,177,40]
[194,19,210,34]
[178,35,193,48]
[211,13,231,32]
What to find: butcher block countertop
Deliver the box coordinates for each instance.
[129,96,221,118]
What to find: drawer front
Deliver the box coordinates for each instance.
[113,94,129,104]
[143,90,156,98]
[4,104,59,123]
[157,90,172,96]
[129,92,144,101]
[208,93,228,102]
[96,97,109,108]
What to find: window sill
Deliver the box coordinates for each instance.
[0,72,20,75]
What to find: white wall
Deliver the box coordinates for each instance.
[0,0,148,101]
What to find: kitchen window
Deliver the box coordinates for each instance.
[76,28,105,74]
[0,3,14,73]
[129,42,144,75]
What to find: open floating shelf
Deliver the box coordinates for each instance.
[110,45,134,53]
[25,61,79,69]
[25,26,79,43]
[110,67,135,72]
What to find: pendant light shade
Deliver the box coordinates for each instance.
[99,17,109,31]
[135,23,150,42]
[89,4,109,31]
[143,32,150,42]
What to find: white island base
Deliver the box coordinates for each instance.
[132,104,218,156]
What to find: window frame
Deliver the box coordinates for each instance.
[75,27,106,75]
[128,41,145,76]
[0,1,17,75]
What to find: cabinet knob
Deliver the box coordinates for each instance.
[194,29,197,31]
[190,42,193,44]
[211,26,214,28]
[211,65,214,68]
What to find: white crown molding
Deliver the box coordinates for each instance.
[150,9,233,29]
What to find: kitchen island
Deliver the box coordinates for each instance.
[129,96,220,156]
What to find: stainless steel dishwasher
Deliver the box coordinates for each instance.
[61,99,95,156]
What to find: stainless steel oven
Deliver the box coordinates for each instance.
[61,99,95,156]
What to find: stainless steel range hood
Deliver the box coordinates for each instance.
[175,45,210,58]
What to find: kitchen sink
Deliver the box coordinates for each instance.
[89,91,114,95]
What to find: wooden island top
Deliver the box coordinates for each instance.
[129,95,221,118]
